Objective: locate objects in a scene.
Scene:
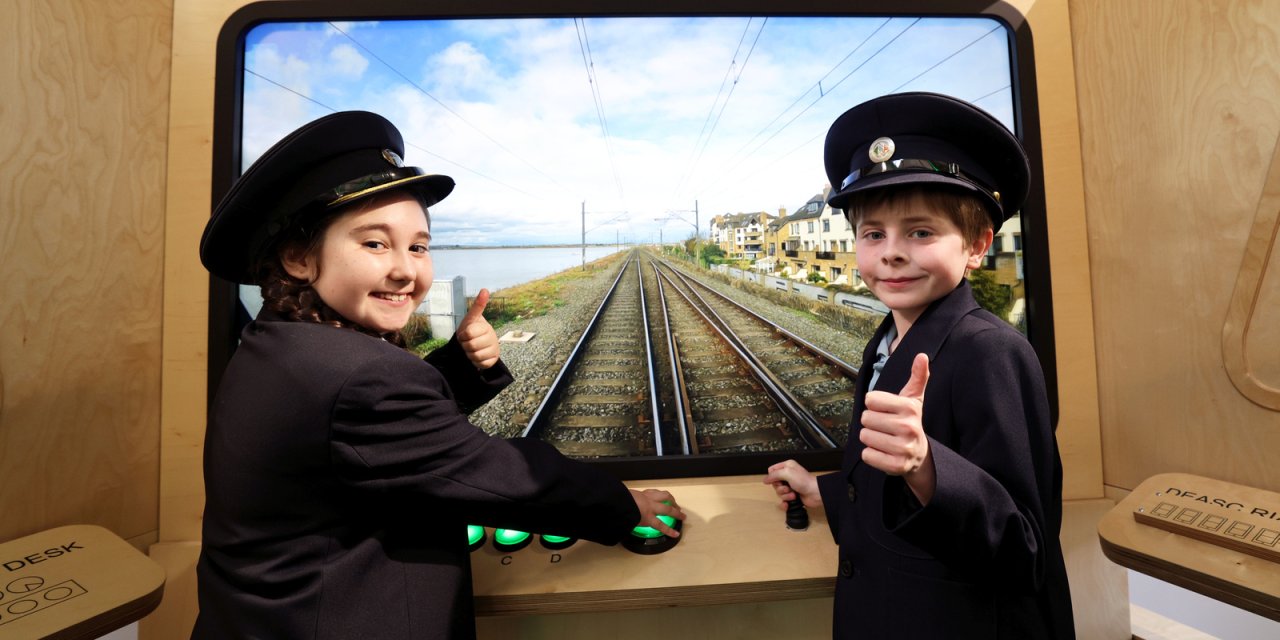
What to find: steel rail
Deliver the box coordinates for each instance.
[660,259,860,378]
[521,257,639,439]
[636,258,665,455]
[655,263,838,449]
[652,261,694,455]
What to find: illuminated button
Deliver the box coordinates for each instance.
[630,515,676,539]
[467,525,486,552]
[622,514,683,555]
[493,528,532,552]
[539,534,576,550]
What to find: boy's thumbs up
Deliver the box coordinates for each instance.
[859,351,933,486]
[899,353,930,402]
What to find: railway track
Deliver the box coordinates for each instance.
[655,259,858,448]
[521,250,854,459]
[521,258,661,457]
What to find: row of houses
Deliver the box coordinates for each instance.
[706,185,1026,305]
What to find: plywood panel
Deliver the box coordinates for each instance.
[160,0,249,543]
[1071,0,1280,492]
[139,541,200,640]
[477,598,834,640]
[1223,124,1280,408]
[1062,499,1131,639]
[1014,0,1106,502]
[0,0,171,544]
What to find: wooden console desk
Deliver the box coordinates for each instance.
[0,525,165,640]
[1098,472,1280,621]
[470,476,837,616]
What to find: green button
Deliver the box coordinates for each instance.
[494,529,531,545]
[630,514,676,539]
[541,534,572,544]
[467,525,485,546]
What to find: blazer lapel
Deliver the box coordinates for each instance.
[873,280,980,395]
[842,280,981,475]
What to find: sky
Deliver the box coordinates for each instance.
[240,15,1015,246]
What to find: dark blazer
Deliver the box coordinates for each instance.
[815,281,1075,639]
[193,312,639,640]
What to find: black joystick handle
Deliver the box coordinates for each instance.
[783,482,809,531]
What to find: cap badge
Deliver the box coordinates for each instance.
[381,149,404,167]
[868,137,895,163]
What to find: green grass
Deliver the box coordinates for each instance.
[405,251,628,354]
[482,252,626,330]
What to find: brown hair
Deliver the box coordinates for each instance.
[843,184,992,246]
[250,190,433,348]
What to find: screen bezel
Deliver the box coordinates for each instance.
[208,0,1056,480]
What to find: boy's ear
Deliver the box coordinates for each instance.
[966,228,995,270]
[280,244,316,282]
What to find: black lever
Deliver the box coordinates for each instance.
[782,482,809,531]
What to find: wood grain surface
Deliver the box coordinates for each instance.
[0,0,171,546]
[1099,472,1280,621]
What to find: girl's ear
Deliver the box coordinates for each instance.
[966,228,995,270]
[280,243,316,282]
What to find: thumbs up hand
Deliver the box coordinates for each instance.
[860,352,936,503]
[456,288,500,370]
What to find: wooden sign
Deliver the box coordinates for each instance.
[0,525,164,640]
[1132,484,1280,564]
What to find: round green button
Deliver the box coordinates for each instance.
[467,525,485,546]
[630,514,676,539]
[541,534,572,544]
[494,529,531,545]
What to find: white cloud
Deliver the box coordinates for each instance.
[241,16,1014,245]
[327,43,369,78]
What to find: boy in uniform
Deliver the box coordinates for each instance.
[765,92,1074,639]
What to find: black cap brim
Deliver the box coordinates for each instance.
[823,92,1028,228]
[200,111,453,284]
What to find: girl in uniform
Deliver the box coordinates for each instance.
[194,111,682,640]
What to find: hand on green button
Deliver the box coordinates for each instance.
[629,489,685,538]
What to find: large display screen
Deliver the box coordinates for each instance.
[209,0,1055,478]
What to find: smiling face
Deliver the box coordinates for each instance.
[282,191,433,334]
[854,190,992,334]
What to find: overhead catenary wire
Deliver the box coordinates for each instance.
[671,17,768,200]
[696,20,1013,202]
[699,80,1018,202]
[575,18,625,200]
[244,68,539,200]
[691,18,920,200]
[691,17,893,197]
[887,24,1002,94]
[326,22,573,197]
[968,84,1013,108]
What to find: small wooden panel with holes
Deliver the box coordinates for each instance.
[1099,473,1280,621]
[1132,489,1280,565]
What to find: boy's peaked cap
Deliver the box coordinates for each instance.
[200,111,454,284]
[823,92,1029,228]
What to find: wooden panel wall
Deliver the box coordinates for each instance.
[1071,0,1280,494]
[0,0,171,548]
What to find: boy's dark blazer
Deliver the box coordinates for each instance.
[816,280,1075,639]
[193,311,639,640]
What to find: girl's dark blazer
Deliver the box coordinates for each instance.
[192,312,639,640]
[815,281,1075,639]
